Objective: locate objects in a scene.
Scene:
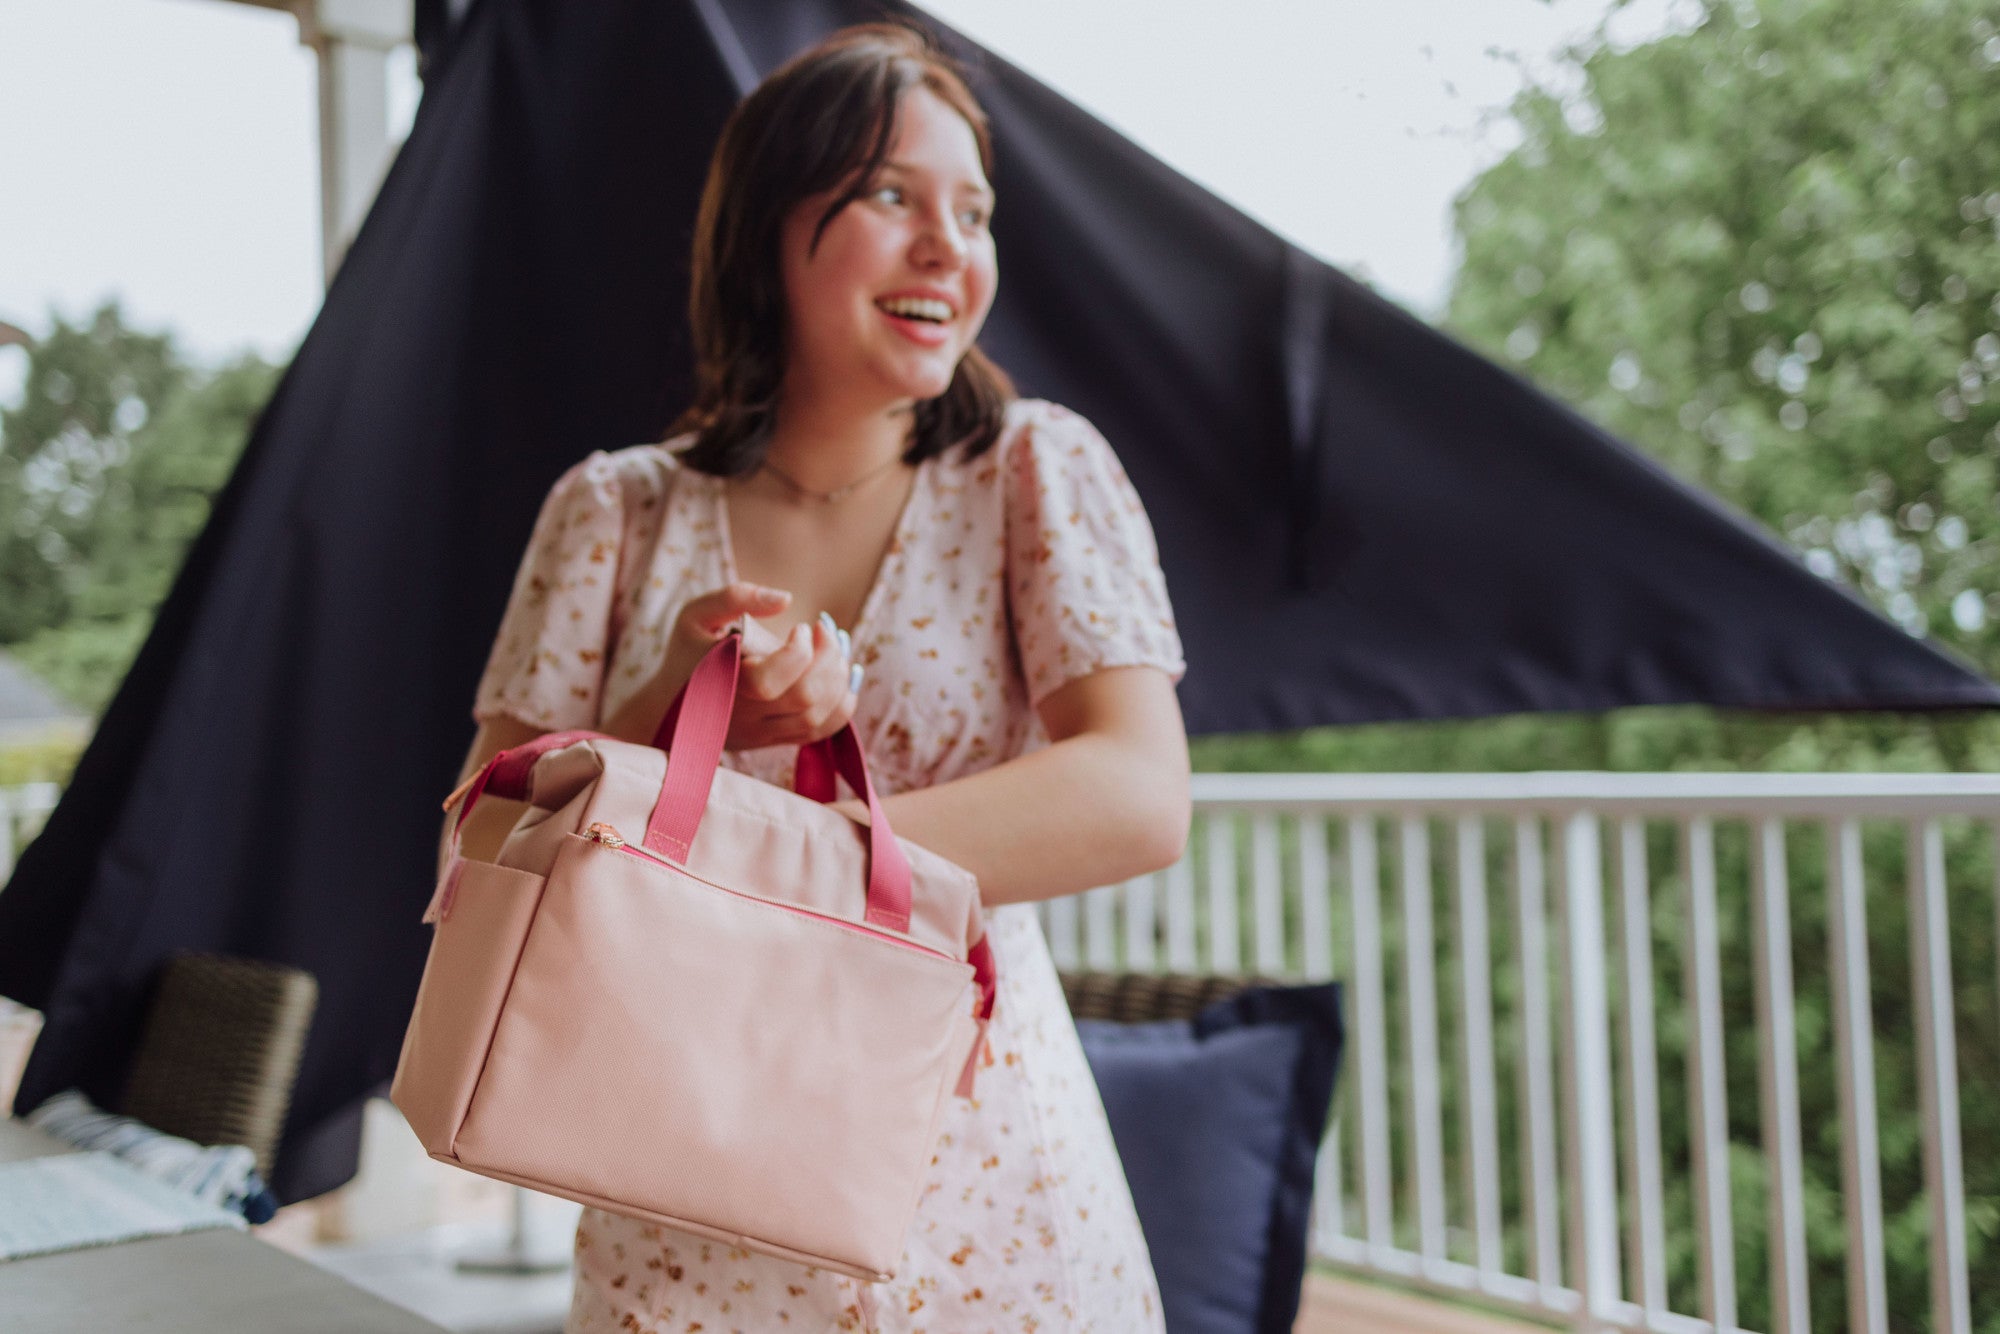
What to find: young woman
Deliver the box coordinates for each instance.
[456,23,1188,1332]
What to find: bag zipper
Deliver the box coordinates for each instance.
[579,822,962,966]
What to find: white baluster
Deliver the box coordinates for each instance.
[1348,814,1393,1253]
[1163,855,1197,973]
[1827,818,1889,1334]
[1399,815,1447,1266]
[1554,811,1621,1327]
[1083,883,1118,971]
[1679,817,1736,1330]
[1615,817,1668,1318]
[1454,815,1503,1274]
[1751,817,1810,1334]
[1315,1117,1346,1250]
[1252,812,1285,975]
[1122,875,1157,973]
[1044,893,1080,972]
[1206,813,1240,973]
[1299,815,1334,980]
[1511,815,1562,1293]
[1907,820,1971,1334]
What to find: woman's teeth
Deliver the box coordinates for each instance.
[877,297,952,324]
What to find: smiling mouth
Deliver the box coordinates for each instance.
[876,296,955,324]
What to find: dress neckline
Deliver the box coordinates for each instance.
[708,455,931,656]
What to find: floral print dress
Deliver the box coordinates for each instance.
[471,398,1185,1333]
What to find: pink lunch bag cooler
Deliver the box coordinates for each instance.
[390,629,996,1281]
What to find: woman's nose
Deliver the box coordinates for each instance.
[912,207,969,269]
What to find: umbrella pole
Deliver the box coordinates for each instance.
[455,1185,569,1274]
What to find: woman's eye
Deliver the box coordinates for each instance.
[959,208,989,230]
[871,184,904,205]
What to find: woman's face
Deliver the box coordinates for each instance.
[778,86,998,410]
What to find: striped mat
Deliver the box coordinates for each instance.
[0,1151,244,1262]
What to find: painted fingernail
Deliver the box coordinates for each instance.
[818,610,836,639]
[848,663,864,694]
[836,628,851,659]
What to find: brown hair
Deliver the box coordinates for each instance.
[671,22,1015,476]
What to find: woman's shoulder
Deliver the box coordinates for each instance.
[987,398,1138,495]
[587,435,691,481]
[1000,396,1098,447]
[941,398,1107,479]
[545,437,691,512]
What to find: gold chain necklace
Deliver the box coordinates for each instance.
[757,454,905,504]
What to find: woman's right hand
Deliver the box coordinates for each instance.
[616,581,860,751]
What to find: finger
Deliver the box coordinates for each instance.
[739,616,786,657]
[741,622,814,701]
[754,623,842,729]
[813,612,852,662]
[754,670,858,744]
[804,687,859,741]
[791,619,852,718]
[682,582,791,638]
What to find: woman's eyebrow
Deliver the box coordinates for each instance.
[878,159,993,200]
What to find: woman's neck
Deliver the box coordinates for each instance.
[762,380,914,494]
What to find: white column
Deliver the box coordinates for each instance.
[1554,811,1621,1330]
[296,0,413,282]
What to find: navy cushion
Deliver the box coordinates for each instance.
[1076,983,1343,1334]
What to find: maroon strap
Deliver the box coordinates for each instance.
[447,727,605,845]
[430,727,606,921]
[968,932,997,1020]
[794,738,838,802]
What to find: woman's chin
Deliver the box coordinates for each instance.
[877,364,956,404]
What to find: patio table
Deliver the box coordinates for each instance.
[0,1115,448,1333]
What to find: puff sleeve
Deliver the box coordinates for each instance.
[471,452,625,730]
[1004,402,1187,707]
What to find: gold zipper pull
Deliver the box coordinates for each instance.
[584,822,627,848]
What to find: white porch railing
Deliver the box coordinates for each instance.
[1040,773,1998,1334]
[5,774,1989,1330]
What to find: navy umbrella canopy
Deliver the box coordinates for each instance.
[2,0,1993,1200]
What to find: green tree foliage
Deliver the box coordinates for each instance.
[0,302,276,711]
[1203,0,2000,1325]
[1450,0,2000,658]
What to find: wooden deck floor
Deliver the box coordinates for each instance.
[1296,1272,1552,1334]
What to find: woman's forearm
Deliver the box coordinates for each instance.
[601,657,692,747]
[452,666,1189,906]
[873,728,1189,906]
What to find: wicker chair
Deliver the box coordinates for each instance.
[1058,970,1281,1024]
[117,952,319,1178]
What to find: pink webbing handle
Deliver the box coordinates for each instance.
[796,734,996,1024]
[433,640,994,1065]
[434,636,924,940]
[649,633,912,933]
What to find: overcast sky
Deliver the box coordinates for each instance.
[0,0,1682,380]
